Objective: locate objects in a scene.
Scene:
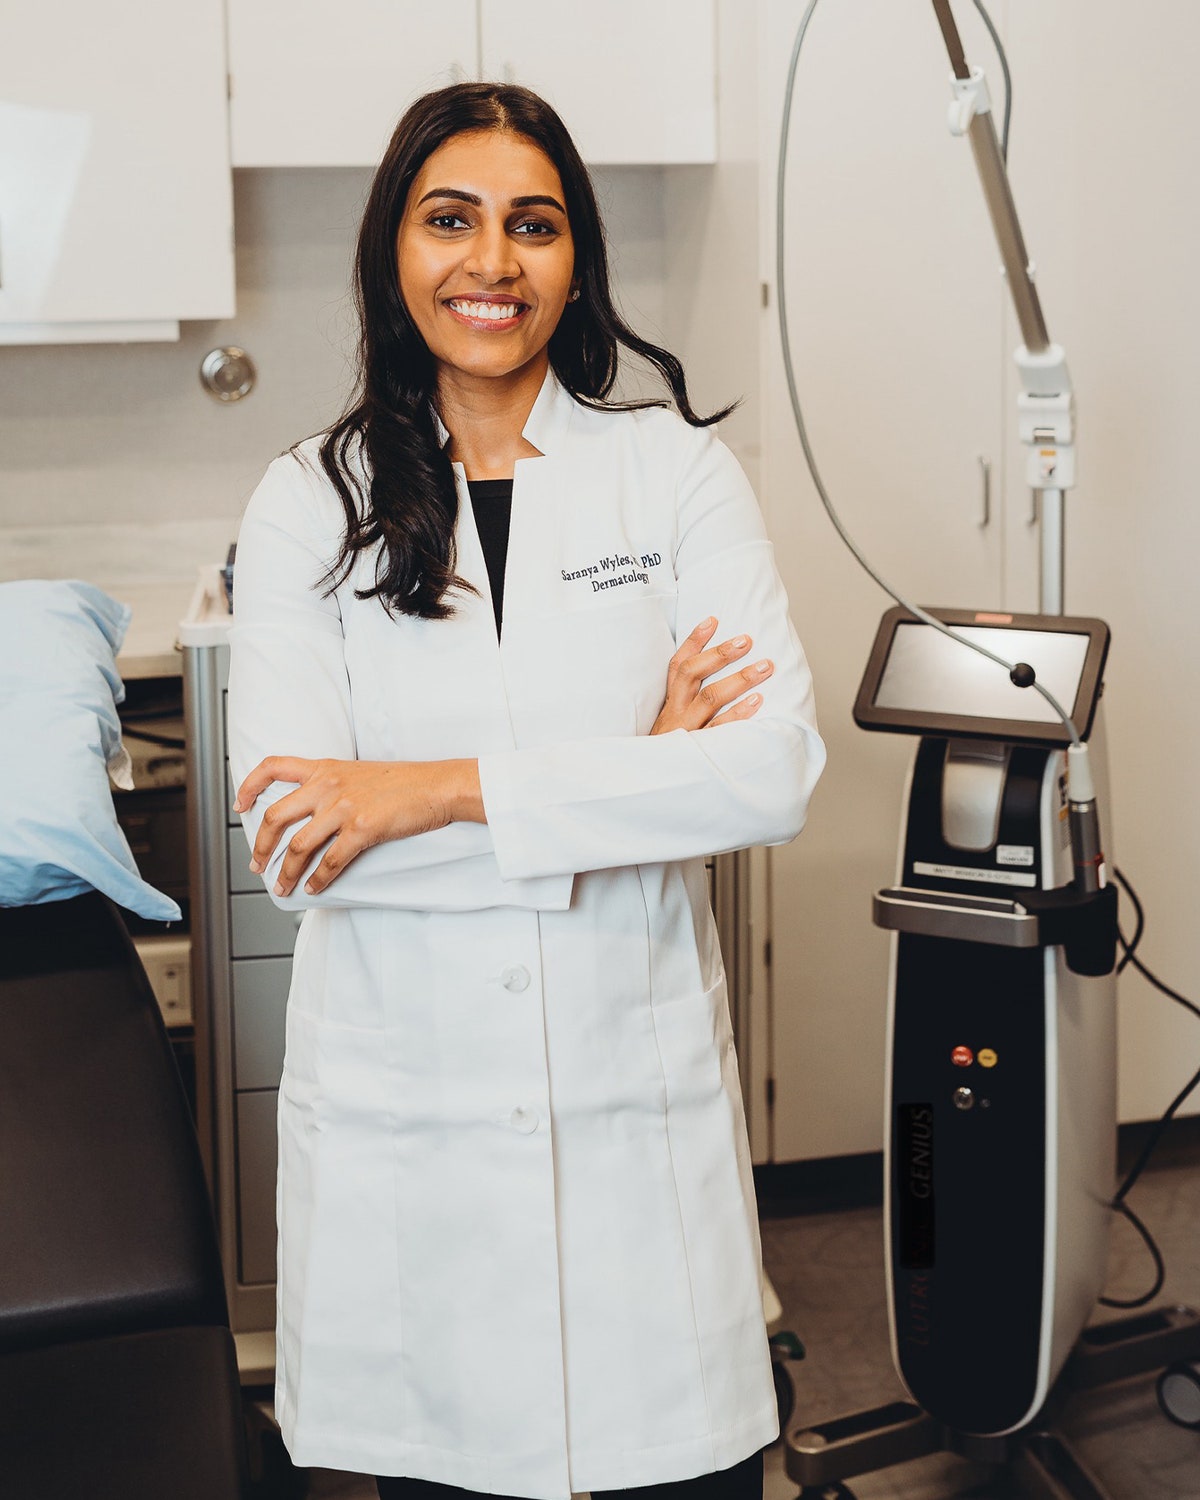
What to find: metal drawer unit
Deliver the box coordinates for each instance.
[183,565,293,1378]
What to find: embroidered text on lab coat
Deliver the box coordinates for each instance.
[561,549,663,587]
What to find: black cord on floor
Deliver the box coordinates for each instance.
[1099,867,1200,1309]
[1113,1056,1200,1210]
[1100,1200,1165,1310]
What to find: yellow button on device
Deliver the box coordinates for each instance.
[978,1048,998,1069]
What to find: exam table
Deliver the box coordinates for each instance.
[0,891,248,1499]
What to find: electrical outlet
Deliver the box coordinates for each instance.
[133,935,193,1027]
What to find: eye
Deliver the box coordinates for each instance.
[427,212,469,231]
[513,218,557,237]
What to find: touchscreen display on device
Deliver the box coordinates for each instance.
[854,608,1110,746]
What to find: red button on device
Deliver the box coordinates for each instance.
[951,1045,974,1067]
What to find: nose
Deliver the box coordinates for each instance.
[463,218,520,284]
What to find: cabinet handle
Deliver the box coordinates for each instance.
[977,455,991,528]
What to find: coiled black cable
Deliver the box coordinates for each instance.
[1099,867,1200,1309]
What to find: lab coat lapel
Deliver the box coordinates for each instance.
[440,370,578,750]
[499,369,575,639]
[447,460,521,753]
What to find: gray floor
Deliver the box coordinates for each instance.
[304,1141,1200,1500]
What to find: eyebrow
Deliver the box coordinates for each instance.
[416,188,567,214]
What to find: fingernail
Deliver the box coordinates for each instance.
[274,881,285,896]
[754,659,772,674]
[249,859,262,874]
[731,635,750,649]
[746,692,762,707]
[701,616,716,628]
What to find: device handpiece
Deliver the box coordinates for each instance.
[1067,742,1107,893]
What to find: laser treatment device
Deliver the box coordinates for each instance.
[772,3,1200,1495]
[861,608,1118,1431]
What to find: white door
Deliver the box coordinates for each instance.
[760,0,1008,1160]
[228,0,478,167]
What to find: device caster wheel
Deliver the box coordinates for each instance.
[1157,1361,1200,1430]
[769,1330,806,1429]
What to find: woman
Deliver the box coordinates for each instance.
[228,82,825,1500]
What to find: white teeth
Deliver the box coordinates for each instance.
[449,299,522,320]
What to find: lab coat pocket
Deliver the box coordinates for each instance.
[645,973,764,1339]
[281,1002,391,1119]
[280,1002,321,1111]
[278,1006,397,1317]
[276,1006,409,1437]
[649,973,733,1114]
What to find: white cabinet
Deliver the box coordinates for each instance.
[480,0,716,164]
[226,0,715,168]
[228,0,477,167]
[0,0,234,343]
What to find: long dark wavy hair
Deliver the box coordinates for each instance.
[316,81,734,619]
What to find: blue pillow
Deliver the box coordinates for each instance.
[0,580,181,921]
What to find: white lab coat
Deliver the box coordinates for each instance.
[227,370,825,1498]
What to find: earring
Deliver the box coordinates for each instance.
[568,288,580,303]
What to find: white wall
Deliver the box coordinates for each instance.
[760,0,1010,1160]
[1001,0,1200,1124]
[0,169,363,538]
[0,163,669,559]
[660,0,774,1157]
[662,0,761,480]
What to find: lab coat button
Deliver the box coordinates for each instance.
[501,964,531,993]
[508,1106,539,1133]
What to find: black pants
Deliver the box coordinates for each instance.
[375,1450,763,1500]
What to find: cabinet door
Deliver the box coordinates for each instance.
[0,0,233,337]
[760,0,1007,1161]
[228,0,477,167]
[479,0,716,164]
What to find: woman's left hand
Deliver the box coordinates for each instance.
[234,756,481,896]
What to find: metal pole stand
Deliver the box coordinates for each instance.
[782,1305,1200,1499]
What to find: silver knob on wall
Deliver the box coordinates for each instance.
[200,346,257,402]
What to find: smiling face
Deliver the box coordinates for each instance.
[396,129,576,392]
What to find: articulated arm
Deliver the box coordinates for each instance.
[932,0,1075,611]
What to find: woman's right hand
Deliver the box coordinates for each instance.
[651,617,774,735]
